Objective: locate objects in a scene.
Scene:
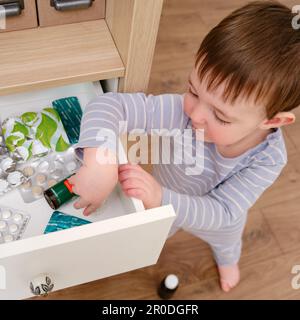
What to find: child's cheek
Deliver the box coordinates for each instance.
[209,126,232,145]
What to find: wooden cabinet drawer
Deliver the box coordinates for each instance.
[37,0,105,27]
[0,81,176,299]
[0,0,38,33]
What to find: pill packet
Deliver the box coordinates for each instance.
[52,96,83,145]
[0,127,9,158]
[0,205,30,244]
[18,147,81,203]
[44,211,91,234]
[2,107,70,162]
[0,124,27,196]
[0,156,27,196]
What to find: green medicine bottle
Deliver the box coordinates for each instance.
[44,176,77,210]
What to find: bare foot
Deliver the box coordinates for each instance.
[218,264,240,292]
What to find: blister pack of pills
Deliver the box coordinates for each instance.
[0,206,30,244]
[0,156,27,196]
[0,126,27,196]
[18,147,81,203]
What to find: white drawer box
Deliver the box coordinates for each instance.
[0,82,176,300]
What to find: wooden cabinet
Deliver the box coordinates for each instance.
[0,0,38,33]
[37,0,105,27]
[0,0,167,299]
[0,0,163,93]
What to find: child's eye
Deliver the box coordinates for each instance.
[213,111,231,126]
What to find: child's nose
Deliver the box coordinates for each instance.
[191,105,207,125]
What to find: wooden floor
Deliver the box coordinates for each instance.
[42,0,300,299]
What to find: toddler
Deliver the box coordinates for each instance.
[69,1,300,292]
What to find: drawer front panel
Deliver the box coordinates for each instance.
[37,0,105,27]
[0,0,38,33]
[0,207,175,299]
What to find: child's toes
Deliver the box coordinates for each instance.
[218,263,240,293]
[220,279,233,292]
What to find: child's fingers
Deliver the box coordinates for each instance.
[121,178,148,195]
[124,188,144,198]
[118,166,152,187]
[118,168,148,183]
[74,197,90,209]
[118,163,140,172]
[118,164,131,173]
[119,173,152,191]
[83,203,97,216]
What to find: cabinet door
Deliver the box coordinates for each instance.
[0,0,38,33]
[37,0,105,27]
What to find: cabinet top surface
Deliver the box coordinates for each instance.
[0,20,125,95]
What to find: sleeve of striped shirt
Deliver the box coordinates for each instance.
[74,92,188,160]
[161,160,286,231]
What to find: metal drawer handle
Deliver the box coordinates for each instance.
[50,0,94,12]
[30,274,54,297]
[0,0,24,17]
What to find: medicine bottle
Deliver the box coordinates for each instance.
[157,274,179,299]
[44,176,77,210]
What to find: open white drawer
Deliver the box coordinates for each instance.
[0,82,176,300]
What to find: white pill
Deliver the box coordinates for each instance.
[13,213,23,223]
[38,161,50,172]
[0,179,9,193]
[36,173,47,185]
[21,181,32,191]
[47,179,57,188]
[66,161,77,172]
[23,166,35,177]
[51,169,63,179]
[0,220,7,231]
[2,209,12,220]
[7,171,24,186]
[4,234,14,243]
[32,185,43,197]
[9,224,18,234]
[1,157,14,171]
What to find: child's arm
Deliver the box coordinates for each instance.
[160,160,286,231]
[68,147,118,216]
[72,92,187,215]
[75,92,188,156]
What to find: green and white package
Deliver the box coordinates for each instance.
[2,107,70,161]
[52,96,83,144]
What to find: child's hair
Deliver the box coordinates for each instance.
[195,1,300,119]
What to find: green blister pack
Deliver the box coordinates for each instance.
[52,96,83,144]
[44,211,91,234]
[2,107,70,161]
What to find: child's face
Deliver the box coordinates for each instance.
[184,68,269,146]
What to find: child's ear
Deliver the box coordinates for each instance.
[259,112,296,129]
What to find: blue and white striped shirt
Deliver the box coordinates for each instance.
[75,92,287,233]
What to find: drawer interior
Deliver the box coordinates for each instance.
[0,80,144,243]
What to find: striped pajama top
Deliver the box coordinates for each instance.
[74,92,287,233]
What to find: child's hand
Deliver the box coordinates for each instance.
[69,147,118,216]
[118,163,162,209]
